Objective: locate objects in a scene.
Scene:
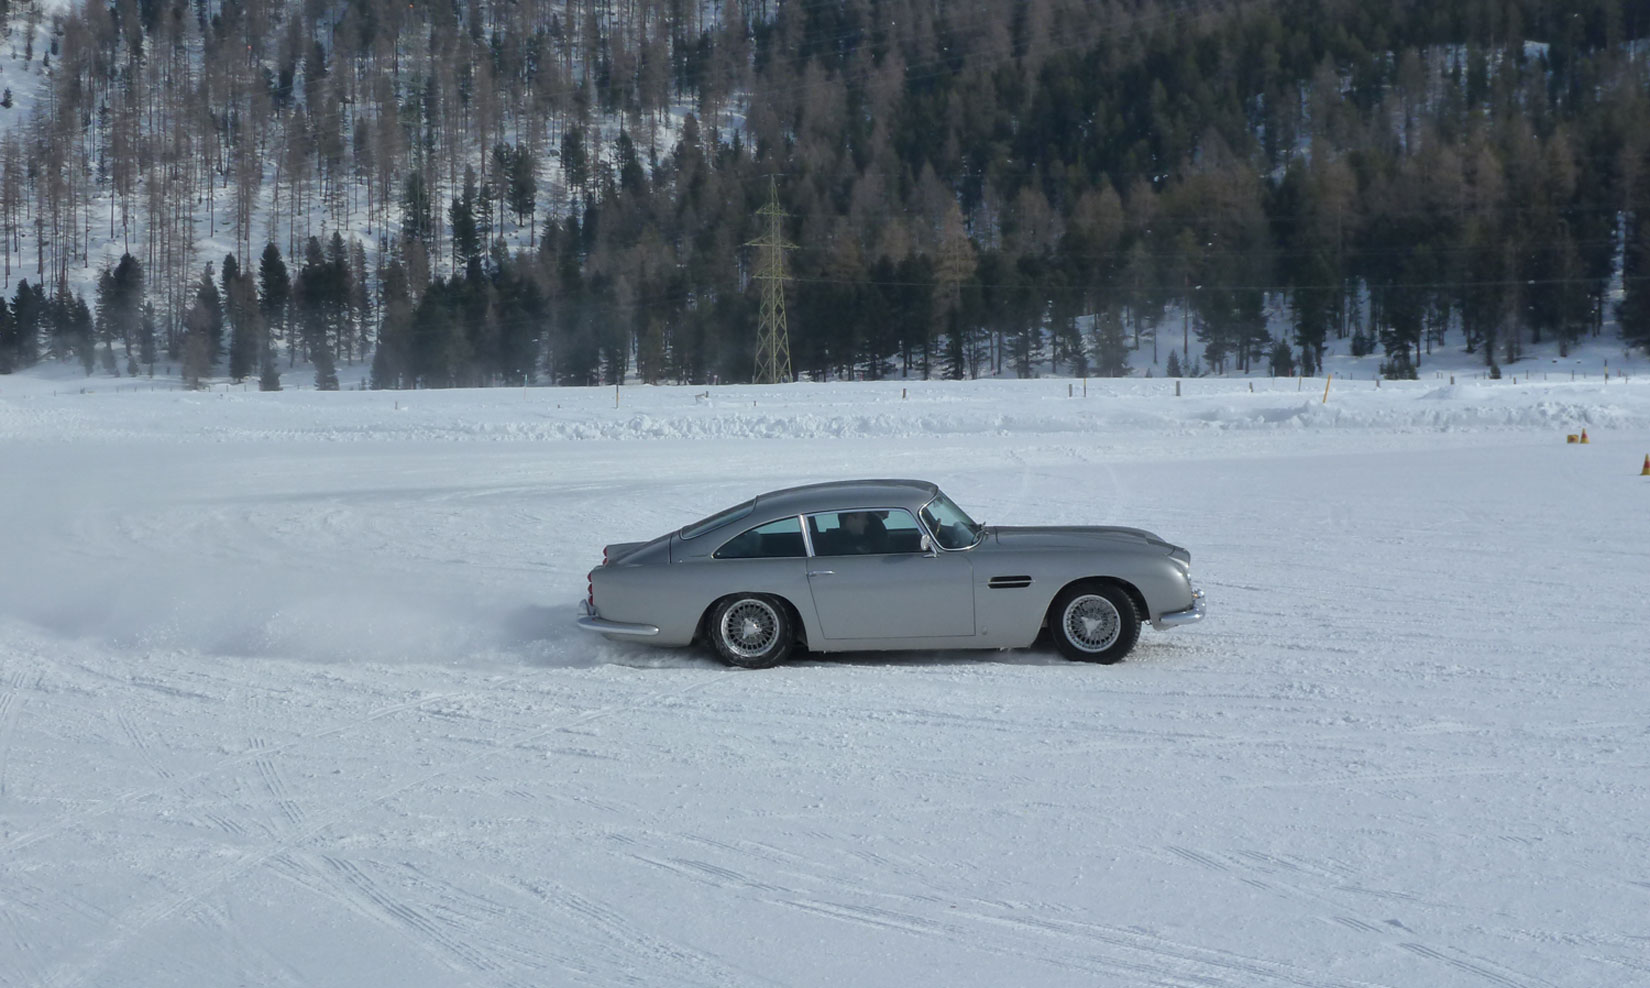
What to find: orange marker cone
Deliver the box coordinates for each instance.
[1641,455,1650,477]
[1580,428,1590,444]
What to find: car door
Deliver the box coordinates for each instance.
[804,508,975,640]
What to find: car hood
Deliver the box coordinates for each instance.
[988,525,1173,551]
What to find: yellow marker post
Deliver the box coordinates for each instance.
[1322,373,1333,404]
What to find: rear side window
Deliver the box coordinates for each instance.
[714,517,807,559]
[681,500,754,540]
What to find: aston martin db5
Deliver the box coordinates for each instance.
[576,479,1205,668]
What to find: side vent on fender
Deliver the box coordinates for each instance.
[988,575,1033,590]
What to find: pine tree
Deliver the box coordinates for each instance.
[402,171,436,249]
[137,303,157,375]
[1269,340,1296,377]
[259,342,282,390]
[0,294,14,373]
[11,281,43,368]
[1092,308,1131,377]
[187,266,225,369]
[294,237,341,389]
[223,254,258,383]
[450,169,481,274]
[506,143,537,242]
[1620,209,1650,353]
[259,243,291,364]
[372,260,413,388]
[56,283,96,375]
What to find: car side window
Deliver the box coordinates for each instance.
[713,516,806,559]
[807,509,925,556]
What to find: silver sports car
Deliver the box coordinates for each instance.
[577,479,1205,668]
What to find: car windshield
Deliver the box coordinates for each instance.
[920,492,982,550]
[680,499,755,540]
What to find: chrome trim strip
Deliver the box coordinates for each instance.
[799,513,816,557]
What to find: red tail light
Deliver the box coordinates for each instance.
[587,571,595,607]
[602,546,610,566]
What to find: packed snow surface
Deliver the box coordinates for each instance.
[2,371,1649,987]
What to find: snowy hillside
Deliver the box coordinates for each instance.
[2,375,1649,986]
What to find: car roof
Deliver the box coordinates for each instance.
[753,479,940,518]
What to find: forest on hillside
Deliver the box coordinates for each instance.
[0,0,1649,388]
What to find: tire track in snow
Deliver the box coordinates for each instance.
[627,833,1385,988]
[250,737,306,830]
[316,856,512,982]
[38,672,736,988]
[777,895,1351,987]
[0,689,17,802]
[263,820,750,984]
[1398,943,1545,988]
[505,876,761,988]
[115,712,172,782]
[0,887,47,988]
[0,686,481,855]
[1160,844,1561,988]
[189,895,310,988]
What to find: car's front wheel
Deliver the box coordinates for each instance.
[1050,582,1141,664]
[707,594,795,669]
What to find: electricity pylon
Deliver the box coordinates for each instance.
[747,176,795,384]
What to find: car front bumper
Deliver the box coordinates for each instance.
[577,600,661,637]
[1152,586,1206,630]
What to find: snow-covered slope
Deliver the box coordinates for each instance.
[2,376,1648,986]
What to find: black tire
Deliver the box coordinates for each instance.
[706,594,795,669]
[1049,582,1141,664]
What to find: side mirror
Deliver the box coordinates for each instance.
[920,534,937,556]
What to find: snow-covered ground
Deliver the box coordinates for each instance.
[2,372,1649,987]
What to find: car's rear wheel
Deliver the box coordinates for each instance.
[707,594,795,669]
[1050,582,1140,664]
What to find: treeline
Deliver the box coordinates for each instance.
[2,0,1650,386]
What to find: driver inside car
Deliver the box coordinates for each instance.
[837,511,886,554]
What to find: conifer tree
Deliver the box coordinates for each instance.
[0,295,15,373]
[223,254,259,383]
[8,282,41,370]
[186,267,225,369]
[259,244,291,364]
[1093,308,1131,377]
[1620,207,1650,353]
[137,303,157,376]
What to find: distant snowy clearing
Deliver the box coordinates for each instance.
[1,372,1648,987]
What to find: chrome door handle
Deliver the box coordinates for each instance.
[807,570,834,577]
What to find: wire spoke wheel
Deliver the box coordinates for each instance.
[711,596,792,667]
[1050,583,1140,664]
[721,599,778,657]
[1063,594,1122,652]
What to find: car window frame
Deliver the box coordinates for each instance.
[919,494,984,551]
[710,514,809,560]
[804,506,927,558]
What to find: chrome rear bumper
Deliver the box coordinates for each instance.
[577,600,660,637]
[1153,586,1206,630]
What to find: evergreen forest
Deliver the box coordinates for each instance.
[1,0,1649,388]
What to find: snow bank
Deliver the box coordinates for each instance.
[5,372,1649,444]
